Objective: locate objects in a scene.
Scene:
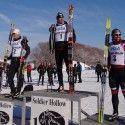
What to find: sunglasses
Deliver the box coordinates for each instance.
[114,34,121,36]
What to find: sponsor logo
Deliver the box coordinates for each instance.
[0,111,10,124]
[111,46,120,51]
[56,26,66,31]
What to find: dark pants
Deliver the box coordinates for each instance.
[55,48,68,86]
[53,72,57,79]
[77,72,82,82]
[109,68,125,114]
[73,74,77,83]
[0,76,2,90]
[8,58,24,94]
[27,72,32,82]
[97,73,101,82]
[48,74,53,85]
[5,72,9,87]
[38,74,44,85]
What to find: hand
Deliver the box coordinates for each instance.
[49,24,56,32]
[50,49,54,55]
[68,41,73,47]
[20,57,25,63]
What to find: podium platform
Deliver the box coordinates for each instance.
[0,89,100,125]
[22,89,100,125]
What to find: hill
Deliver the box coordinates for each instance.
[31,42,103,66]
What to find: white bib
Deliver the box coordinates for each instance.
[55,24,68,41]
[109,43,125,65]
[11,39,22,57]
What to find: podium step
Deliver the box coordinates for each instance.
[81,113,125,125]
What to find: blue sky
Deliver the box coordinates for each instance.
[0,0,125,57]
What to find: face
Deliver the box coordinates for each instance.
[12,33,20,40]
[57,17,64,24]
[113,32,122,43]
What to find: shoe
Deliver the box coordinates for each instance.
[78,81,82,83]
[4,92,15,98]
[5,94,13,98]
[108,113,119,121]
[13,92,20,98]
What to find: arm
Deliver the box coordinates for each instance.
[49,24,55,54]
[21,38,30,59]
[73,29,76,43]
[23,44,30,59]
[37,66,40,73]
[7,53,12,60]
[108,51,111,71]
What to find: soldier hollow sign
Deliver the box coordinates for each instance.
[31,96,70,125]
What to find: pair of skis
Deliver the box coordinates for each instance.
[2,23,15,89]
[3,23,15,71]
[68,4,75,95]
[98,17,111,123]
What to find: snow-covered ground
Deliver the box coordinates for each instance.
[0,69,125,122]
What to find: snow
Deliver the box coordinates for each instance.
[0,69,125,122]
[63,61,90,71]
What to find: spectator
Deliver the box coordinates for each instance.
[95,61,102,82]
[77,61,82,83]
[26,62,32,82]
[37,61,46,85]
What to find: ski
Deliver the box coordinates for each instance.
[98,17,111,123]
[81,109,98,122]
[3,23,15,71]
[17,38,27,86]
[68,4,74,95]
[49,24,55,54]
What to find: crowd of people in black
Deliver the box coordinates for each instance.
[0,60,83,91]
[36,60,83,86]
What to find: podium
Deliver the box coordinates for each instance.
[0,89,100,125]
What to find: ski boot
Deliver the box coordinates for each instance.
[108,113,119,121]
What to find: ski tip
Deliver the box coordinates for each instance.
[106,17,111,29]
[68,4,74,18]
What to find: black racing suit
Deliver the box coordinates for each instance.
[7,37,30,95]
[49,21,76,87]
[0,66,4,90]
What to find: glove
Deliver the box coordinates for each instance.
[20,57,25,63]
[49,24,56,32]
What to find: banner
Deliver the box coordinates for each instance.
[0,101,13,125]
[31,96,71,125]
